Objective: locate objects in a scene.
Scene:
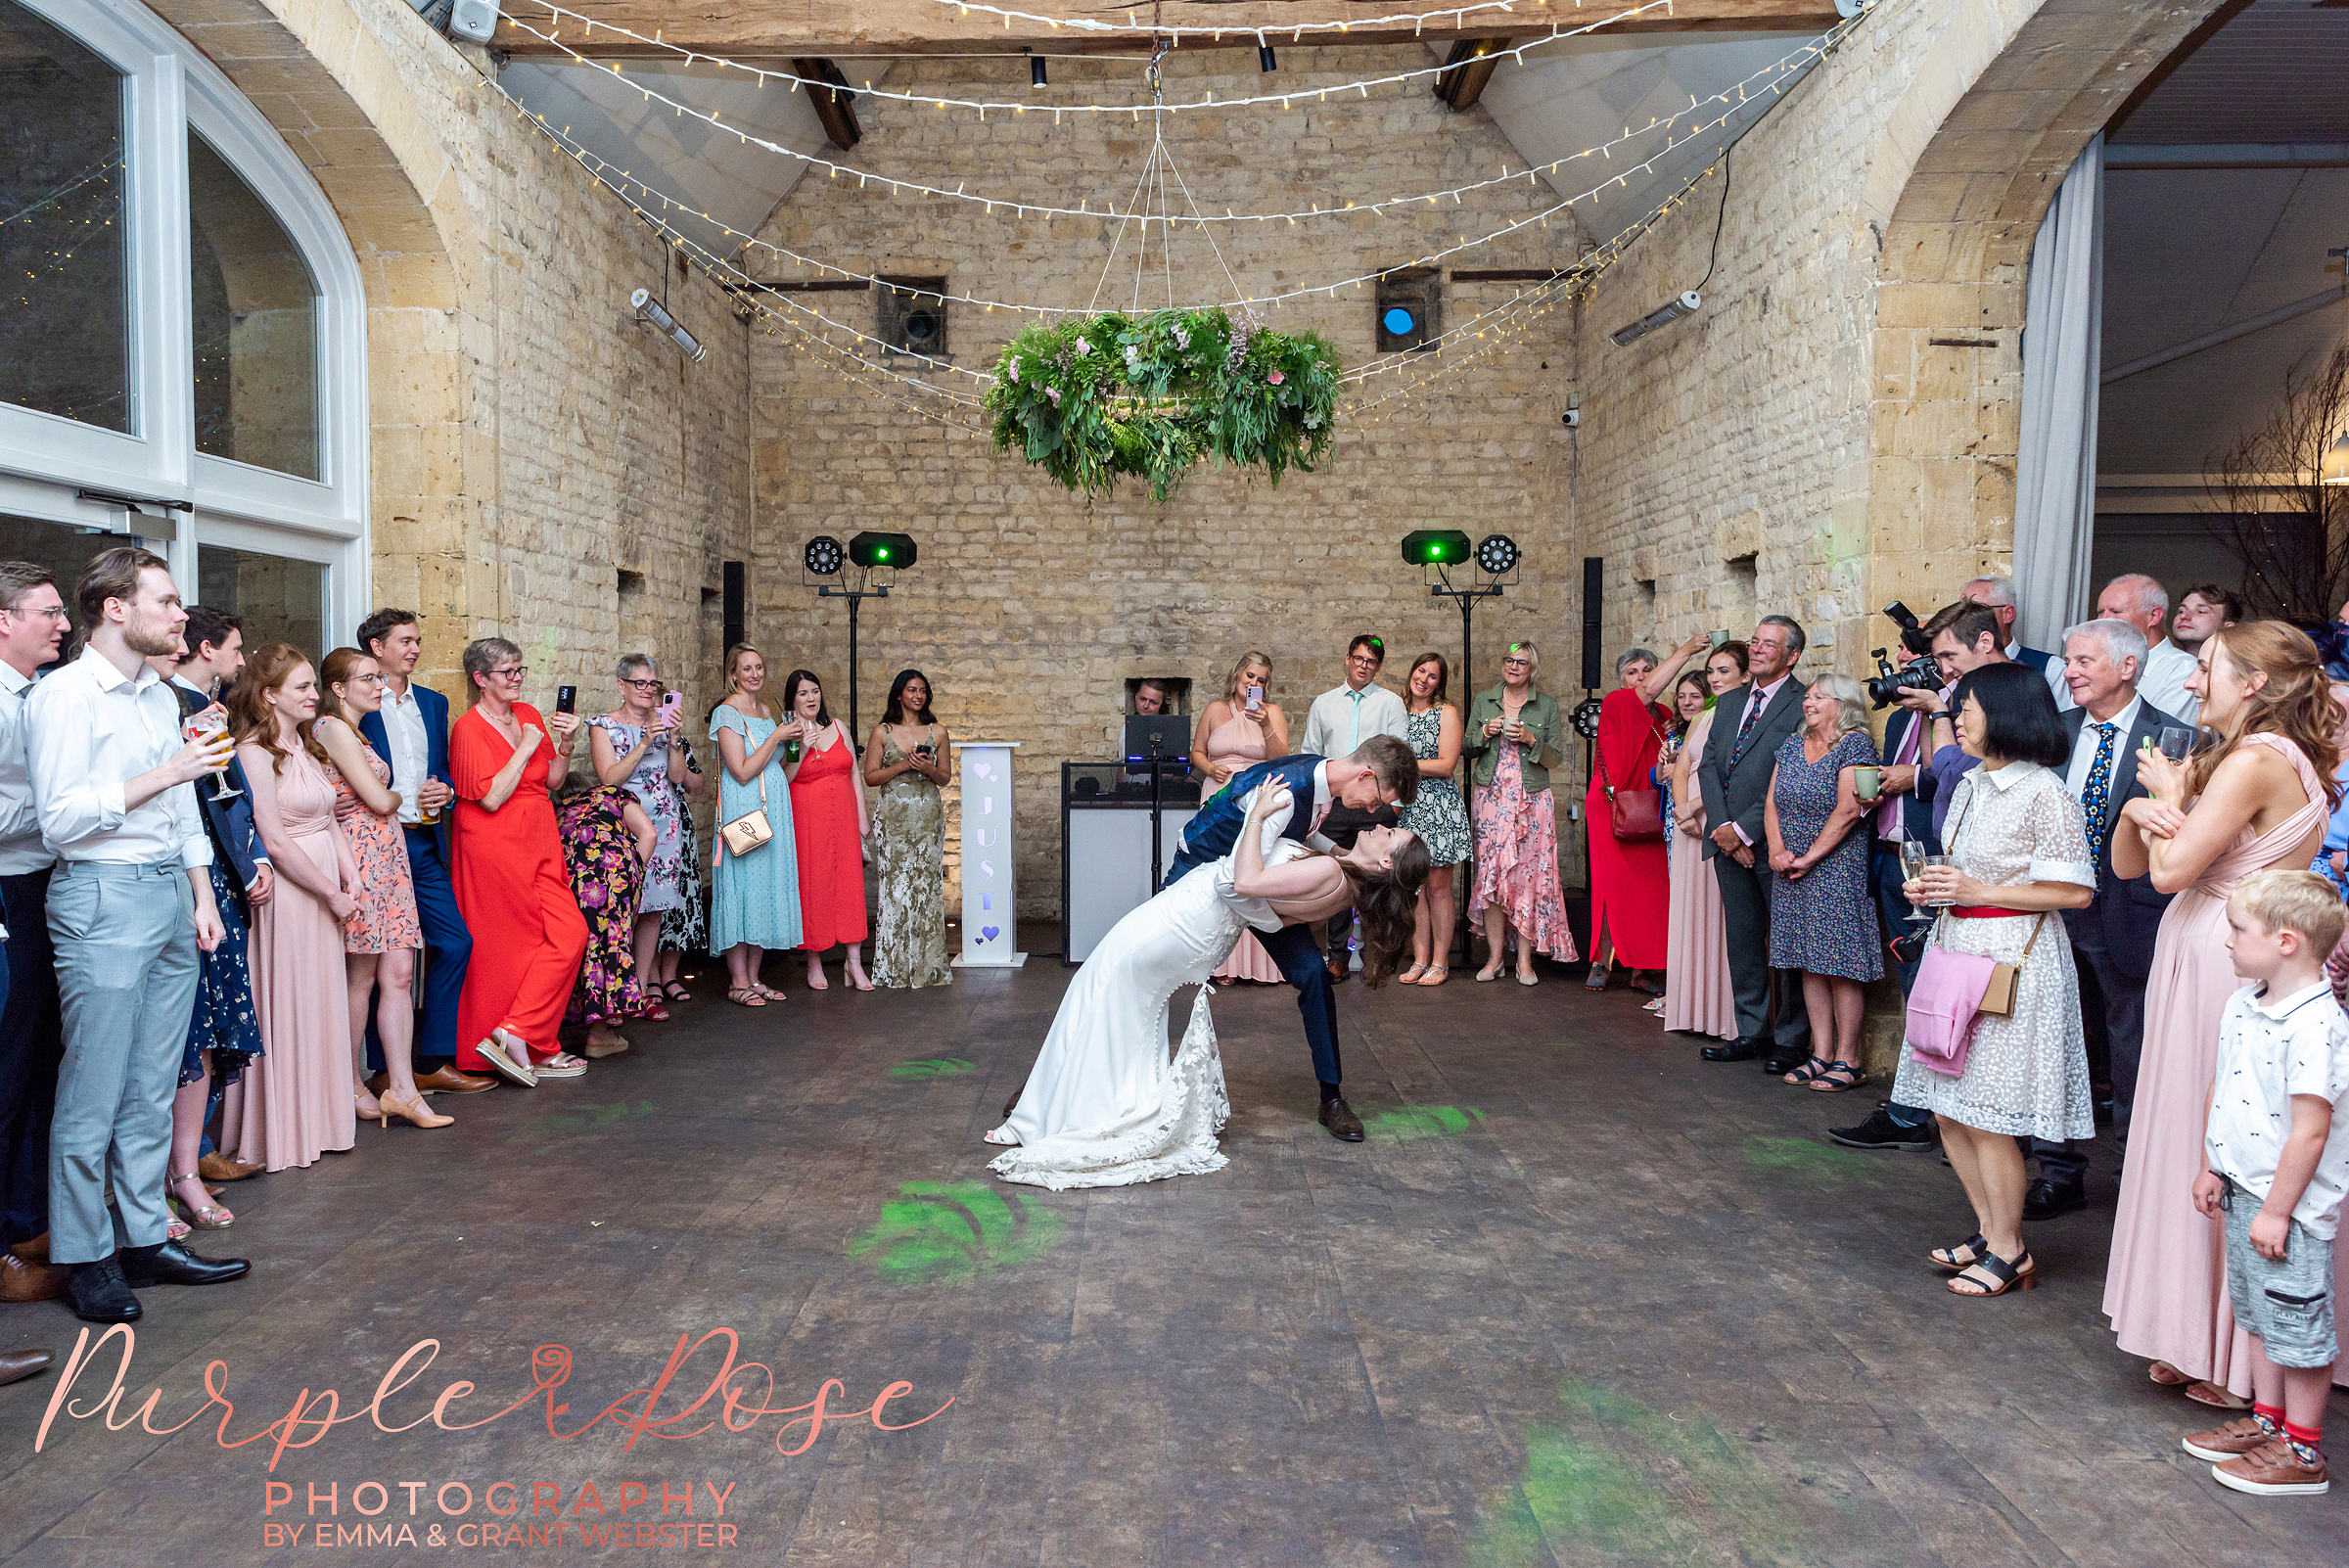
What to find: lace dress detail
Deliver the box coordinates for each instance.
[1890,763,2096,1140]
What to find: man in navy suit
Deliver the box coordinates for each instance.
[354,610,485,1094]
[2025,618,2179,1219]
[1159,736,1419,1142]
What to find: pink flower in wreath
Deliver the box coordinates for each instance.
[1075,336,1091,356]
[1006,359,1021,384]
[1045,386,1061,404]
[1267,370,1285,386]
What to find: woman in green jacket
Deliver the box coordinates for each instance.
[1463,642,1580,984]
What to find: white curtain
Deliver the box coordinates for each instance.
[2011,133,2104,649]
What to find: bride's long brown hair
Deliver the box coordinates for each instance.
[1335,836,1433,987]
[2188,623,2345,809]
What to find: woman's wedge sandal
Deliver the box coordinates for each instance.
[1927,1233,1990,1272]
[1948,1249,2037,1298]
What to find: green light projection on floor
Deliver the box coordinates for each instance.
[891,1057,979,1078]
[514,1099,658,1138]
[1742,1134,1875,1184]
[1364,1104,1487,1142]
[1471,1383,1816,1567]
[847,1179,1063,1285]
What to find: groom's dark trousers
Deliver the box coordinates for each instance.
[1161,754,1343,1089]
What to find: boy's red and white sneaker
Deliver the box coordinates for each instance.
[2181,1415,2274,1461]
[2212,1442,2328,1497]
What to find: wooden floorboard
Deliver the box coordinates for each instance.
[2,929,2343,1565]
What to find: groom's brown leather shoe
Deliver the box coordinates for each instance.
[1319,1097,1364,1141]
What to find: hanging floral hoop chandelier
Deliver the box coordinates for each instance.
[983,306,1340,502]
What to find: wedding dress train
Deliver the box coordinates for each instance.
[988,841,1306,1190]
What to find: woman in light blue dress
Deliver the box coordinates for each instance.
[709,644,805,1005]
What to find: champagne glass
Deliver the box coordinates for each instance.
[183,707,239,801]
[1899,840,1933,923]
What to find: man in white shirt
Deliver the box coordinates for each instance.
[2058,574,2198,726]
[26,547,249,1323]
[1300,635,1409,980]
[0,562,70,1316]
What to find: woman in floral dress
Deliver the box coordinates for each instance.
[1465,643,1578,983]
[1398,652,1468,985]
[1762,674,1882,1091]
[558,781,655,1055]
[656,734,709,1000]
[314,649,439,1130]
[863,669,951,989]
[589,654,689,1021]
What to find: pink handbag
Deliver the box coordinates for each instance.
[1904,941,1998,1078]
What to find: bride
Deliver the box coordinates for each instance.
[986,781,1428,1190]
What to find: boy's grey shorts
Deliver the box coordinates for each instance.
[2222,1176,2337,1370]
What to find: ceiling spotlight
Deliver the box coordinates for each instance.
[629,288,706,363]
[2324,430,2349,486]
[803,535,845,576]
[1401,530,1472,568]
[1259,43,1277,72]
[1028,49,1046,89]
[1608,291,1700,348]
[849,530,917,570]
[1475,533,1520,575]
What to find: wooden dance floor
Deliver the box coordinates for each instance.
[3,931,2342,1565]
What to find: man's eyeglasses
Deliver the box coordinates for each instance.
[1347,652,1383,666]
[2,602,68,622]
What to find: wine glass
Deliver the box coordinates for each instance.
[2157,725,2194,762]
[183,707,239,801]
[1899,840,1933,923]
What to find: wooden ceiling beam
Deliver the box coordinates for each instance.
[495,1,1844,59]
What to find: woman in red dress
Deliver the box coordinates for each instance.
[1583,646,1676,992]
[782,669,872,990]
[448,637,591,1085]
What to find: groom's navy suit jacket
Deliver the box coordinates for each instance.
[1163,754,1325,890]
[1157,752,1345,1090]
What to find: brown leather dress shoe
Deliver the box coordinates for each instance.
[0,1348,53,1387]
[1325,958,1348,984]
[1,1251,69,1303]
[12,1231,46,1260]
[197,1151,264,1183]
[1319,1097,1365,1141]
[414,1065,496,1094]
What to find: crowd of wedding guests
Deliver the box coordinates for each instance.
[1606,573,2349,1498]
[0,548,953,1346]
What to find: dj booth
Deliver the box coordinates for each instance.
[1059,714,1203,963]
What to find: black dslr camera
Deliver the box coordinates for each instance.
[1865,601,1941,710]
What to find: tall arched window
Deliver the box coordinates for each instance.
[0,0,366,652]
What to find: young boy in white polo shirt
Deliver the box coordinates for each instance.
[2182,868,2349,1497]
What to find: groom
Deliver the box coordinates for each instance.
[1160,737,1419,1141]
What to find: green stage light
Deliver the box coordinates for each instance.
[850,530,917,570]
[1401,530,1471,568]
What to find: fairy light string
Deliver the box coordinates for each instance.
[501,7,1850,227]
[515,0,1680,116]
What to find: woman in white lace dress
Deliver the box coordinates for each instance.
[1891,663,2096,1300]
[987,781,1426,1190]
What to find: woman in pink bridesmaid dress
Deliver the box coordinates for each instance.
[226,645,362,1173]
[1661,644,1748,1038]
[2103,623,2347,1401]
[1190,652,1289,984]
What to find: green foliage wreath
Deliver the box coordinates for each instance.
[982,306,1341,502]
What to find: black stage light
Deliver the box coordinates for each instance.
[1259,44,1277,72]
[804,534,845,576]
[1475,533,1519,575]
[1029,51,1046,89]
[850,530,917,570]
[1401,530,1471,568]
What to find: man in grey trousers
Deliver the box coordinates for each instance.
[26,547,250,1323]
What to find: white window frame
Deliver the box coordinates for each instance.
[0,0,369,637]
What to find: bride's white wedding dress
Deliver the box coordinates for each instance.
[988,836,1307,1190]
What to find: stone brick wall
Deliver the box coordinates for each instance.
[161,0,758,761]
[749,46,1585,915]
